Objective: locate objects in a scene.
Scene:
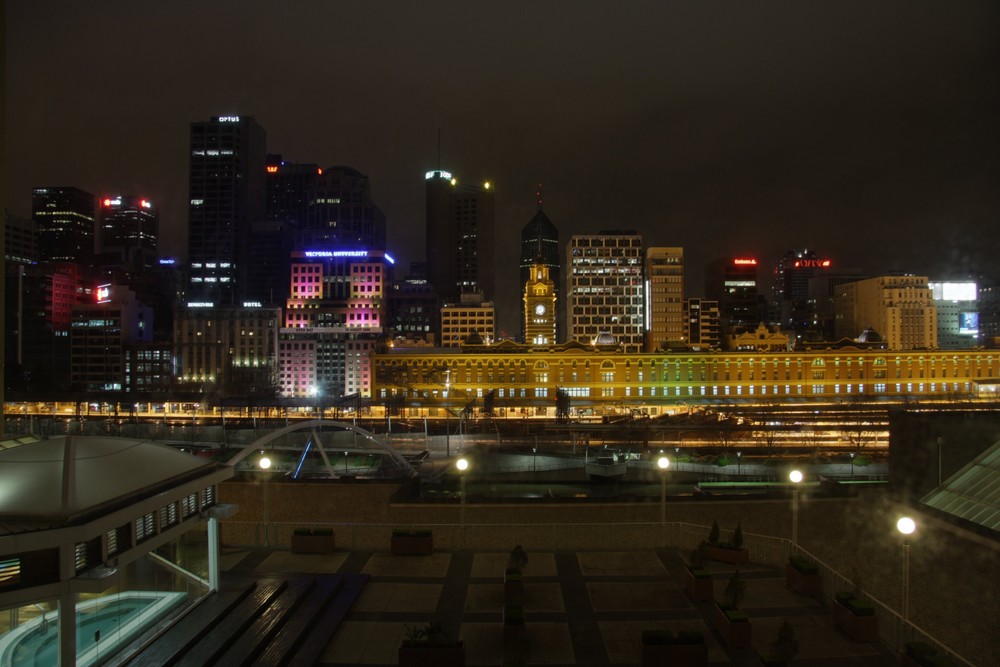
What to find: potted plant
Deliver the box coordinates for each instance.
[832,590,878,642]
[290,527,336,554]
[683,544,713,602]
[759,619,799,666]
[703,521,750,564]
[785,555,821,598]
[714,570,752,648]
[392,529,433,555]
[505,545,528,605]
[398,622,465,667]
[641,629,708,667]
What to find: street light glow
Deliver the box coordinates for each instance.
[897,516,916,535]
[657,456,670,469]
[259,456,272,470]
[456,457,469,471]
[789,469,803,483]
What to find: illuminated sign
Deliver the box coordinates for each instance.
[158,259,176,265]
[187,302,215,308]
[959,312,979,335]
[424,170,453,180]
[931,281,976,301]
[96,284,111,304]
[317,168,323,175]
[218,116,240,123]
[266,165,278,173]
[793,260,832,268]
[102,197,122,207]
[733,259,757,265]
[304,250,369,258]
[384,253,395,265]
[242,301,262,308]
[140,199,151,209]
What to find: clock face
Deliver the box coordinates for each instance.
[534,303,547,316]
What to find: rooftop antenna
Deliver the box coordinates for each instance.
[536,183,543,210]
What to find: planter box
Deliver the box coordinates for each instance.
[641,634,708,667]
[785,564,822,598]
[683,567,714,602]
[704,544,749,564]
[714,604,752,649]
[392,532,433,555]
[290,532,335,554]
[398,642,465,667]
[832,599,878,642]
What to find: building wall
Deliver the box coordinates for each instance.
[836,276,937,350]
[566,232,644,352]
[645,247,684,351]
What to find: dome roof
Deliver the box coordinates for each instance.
[0,436,222,523]
[857,327,883,343]
[594,331,617,346]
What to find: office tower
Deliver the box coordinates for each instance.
[424,170,495,304]
[704,257,762,337]
[5,211,37,264]
[524,257,556,346]
[280,249,393,399]
[566,231,644,353]
[98,195,159,270]
[773,249,833,332]
[979,275,1000,348]
[303,166,387,250]
[834,275,937,350]
[519,186,560,342]
[930,281,978,349]
[32,186,96,263]
[644,247,685,351]
[18,264,89,390]
[70,284,153,392]
[807,270,865,341]
[684,298,721,350]
[441,296,496,348]
[387,263,440,342]
[187,115,267,304]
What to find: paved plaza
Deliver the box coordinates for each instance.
[223,546,898,666]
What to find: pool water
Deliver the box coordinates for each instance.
[0,591,187,667]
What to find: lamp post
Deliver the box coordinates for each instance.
[675,446,680,472]
[445,371,451,458]
[259,455,272,547]
[456,457,469,527]
[736,450,742,477]
[657,454,670,526]
[897,516,916,647]
[343,451,349,476]
[849,451,855,479]
[789,469,803,551]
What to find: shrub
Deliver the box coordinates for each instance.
[723,570,746,610]
[708,520,720,545]
[730,522,744,549]
[508,544,529,571]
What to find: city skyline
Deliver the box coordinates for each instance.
[5,2,999,331]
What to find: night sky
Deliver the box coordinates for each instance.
[6,1,999,334]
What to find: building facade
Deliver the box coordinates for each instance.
[523,258,557,346]
[684,298,721,350]
[704,257,761,337]
[70,285,153,392]
[187,115,267,304]
[98,195,159,270]
[645,247,685,352]
[566,231,645,353]
[835,275,938,350]
[930,281,979,350]
[440,298,496,348]
[32,186,96,264]
[519,191,560,342]
[424,170,496,305]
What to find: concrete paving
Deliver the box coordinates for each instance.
[222,545,898,666]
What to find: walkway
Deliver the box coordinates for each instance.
[222,546,898,666]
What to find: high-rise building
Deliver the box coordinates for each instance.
[187,115,267,304]
[32,186,96,263]
[98,195,159,270]
[424,170,495,304]
[930,281,978,349]
[5,211,37,265]
[684,298,721,350]
[70,284,153,392]
[387,263,439,342]
[834,275,937,350]
[566,231,644,353]
[441,296,496,348]
[519,186,560,342]
[704,257,762,337]
[773,249,833,332]
[644,247,684,351]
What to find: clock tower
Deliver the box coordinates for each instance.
[524,260,556,344]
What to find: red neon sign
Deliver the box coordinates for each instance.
[733,258,757,265]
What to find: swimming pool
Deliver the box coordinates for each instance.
[0,590,187,667]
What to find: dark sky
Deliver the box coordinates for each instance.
[6,1,1000,334]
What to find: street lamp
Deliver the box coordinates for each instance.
[259,455,272,547]
[789,469,803,550]
[445,371,451,458]
[343,451,349,476]
[456,457,470,527]
[849,451,855,479]
[897,516,916,647]
[657,453,670,526]
[736,451,742,477]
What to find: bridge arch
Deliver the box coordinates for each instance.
[228,420,419,478]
